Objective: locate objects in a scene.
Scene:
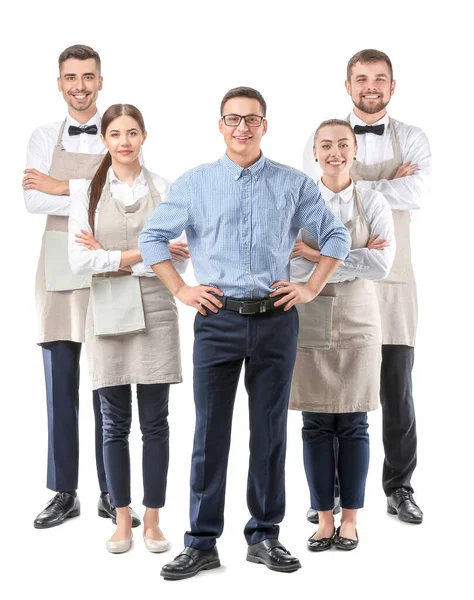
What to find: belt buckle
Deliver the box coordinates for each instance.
[238,302,254,315]
[237,300,267,314]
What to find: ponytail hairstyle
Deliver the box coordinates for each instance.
[88,103,146,232]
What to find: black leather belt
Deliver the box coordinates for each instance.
[222,297,279,314]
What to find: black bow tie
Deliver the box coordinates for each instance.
[68,124,98,136]
[353,124,385,136]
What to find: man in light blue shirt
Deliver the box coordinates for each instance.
[139,87,350,579]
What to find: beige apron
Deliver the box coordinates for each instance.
[350,117,417,346]
[35,119,104,343]
[85,168,182,390]
[290,189,382,413]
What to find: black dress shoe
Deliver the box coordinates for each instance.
[98,493,141,528]
[160,546,221,580]
[306,496,341,524]
[387,488,423,524]
[247,539,301,573]
[307,527,336,552]
[333,526,358,551]
[34,492,80,529]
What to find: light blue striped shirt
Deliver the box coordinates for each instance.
[139,153,350,299]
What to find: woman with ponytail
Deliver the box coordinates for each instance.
[68,104,189,554]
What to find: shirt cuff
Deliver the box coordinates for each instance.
[131,261,155,277]
[109,250,121,271]
[140,243,173,267]
[320,241,350,261]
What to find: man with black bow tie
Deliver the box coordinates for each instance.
[302,49,431,525]
[23,44,140,530]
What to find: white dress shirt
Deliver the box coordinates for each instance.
[291,180,395,284]
[24,112,105,216]
[69,167,187,277]
[302,111,431,211]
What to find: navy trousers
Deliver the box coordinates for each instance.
[185,307,299,550]
[99,383,170,508]
[42,341,107,493]
[381,345,417,495]
[302,412,369,510]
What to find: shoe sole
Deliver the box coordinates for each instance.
[386,505,423,524]
[33,508,81,529]
[307,543,333,552]
[307,504,341,525]
[98,508,141,528]
[160,560,221,580]
[246,555,301,572]
[334,544,358,551]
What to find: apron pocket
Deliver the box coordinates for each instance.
[44,231,91,291]
[296,296,334,349]
[91,276,145,336]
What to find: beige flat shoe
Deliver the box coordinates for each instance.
[143,532,170,553]
[106,532,133,554]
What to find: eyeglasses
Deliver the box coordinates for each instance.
[221,114,265,127]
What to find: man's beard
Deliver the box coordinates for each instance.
[353,95,390,115]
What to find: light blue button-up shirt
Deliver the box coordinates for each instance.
[139,153,350,299]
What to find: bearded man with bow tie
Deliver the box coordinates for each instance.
[302,49,431,526]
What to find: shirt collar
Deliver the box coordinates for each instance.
[108,166,146,186]
[66,110,101,129]
[318,179,354,203]
[220,152,266,180]
[349,110,389,128]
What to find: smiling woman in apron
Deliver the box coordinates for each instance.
[68,104,188,554]
[290,119,395,551]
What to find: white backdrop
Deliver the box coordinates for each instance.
[2,1,471,598]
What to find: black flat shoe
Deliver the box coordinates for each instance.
[247,538,301,573]
[160,546,221,580]
[34,492,80,529]
[387,489,423,524]
[98,493,141,528]
[333,526,358,551]
[307,527,336,552]
[306,497,341,524]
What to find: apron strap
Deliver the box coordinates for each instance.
[55,119,67,148]
[353,186,369,223]
[387,117,402,161]
[142,167,160,199]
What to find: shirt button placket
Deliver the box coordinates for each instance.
[242,170,252,298]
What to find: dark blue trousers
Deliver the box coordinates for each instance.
[302,412,369,510]
[99,383,170,508]
[381,345,417,495]
[185,307,299,550]
[41,341,107,493]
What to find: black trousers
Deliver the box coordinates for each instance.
[99,383,170,508]
[41,341,107,493]
[380,345,417,495]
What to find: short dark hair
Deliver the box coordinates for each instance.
[314,119,357,148]
[58,45,101,74]
[346,49,393,81]
[220,86,266,117]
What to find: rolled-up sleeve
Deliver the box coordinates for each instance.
[294,177,351,260]
[68,185,121,274]
[139,175,192,266]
